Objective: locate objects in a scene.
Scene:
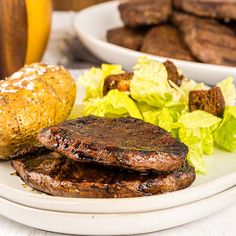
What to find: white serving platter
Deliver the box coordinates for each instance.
[0,70,235,215]
[74,1,236,85]
[0,148,235,214]
[0,186,236,235]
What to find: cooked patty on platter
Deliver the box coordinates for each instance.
[106,27,145,51]
[37,116,189,173]
[172,12,236,66]
[119,0,172,27]
[141,25,195,61]
[12,151,195,198]
[173,0,236,21]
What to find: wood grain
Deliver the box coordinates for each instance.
[53,0,110,11]
[0,0,27,79]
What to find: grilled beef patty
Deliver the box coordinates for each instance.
[173,0,236,21]
[106,27,145,51]
[37,116,188,173]
[119,0,172,27]
[141,25,195,61]
[12,151,195,198]
[172,12,236,66]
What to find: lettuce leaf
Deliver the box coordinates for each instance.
[78,67,104,100]
[180,78,207,95]
[178,110,222,129]
[179,127,207,174]
[78,64,123,100]
[141,108,174,132]
[101,64,124,78]
[83,89,142,119]
[138,104,160,126]
[177,110,222,174]
[214,106,236,152]
[137,100,185,132]
[130,57,182,108]
[217,76,236,106]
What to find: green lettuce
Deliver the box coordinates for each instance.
[180,78,207,104]
[136,103,160,125]
[217,76,236,106]
[177,110,222,174]
[137,101,185,134]
[180,78,206,94]
[178,110,222,129]
[141,108,173,132]
[214,106,236,152]
[130,57,182,108]
[179,127,207,174]
[83,89,142,119]
[78,64,123,100]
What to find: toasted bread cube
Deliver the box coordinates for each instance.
[189,86,225,117]
[164,60,184,87]
[103,72,133,95]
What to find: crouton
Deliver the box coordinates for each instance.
[164,60,184,86]
[189,86,225,117]
[103,72,133,95]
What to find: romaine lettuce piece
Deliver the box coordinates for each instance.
[141,110,160,126]
[157,108,173,132]
[141,108,174,132]
[180,78,206,95]
[177,110,222,173]
[178,126,207,174]
[178,110,222,129]
[217,76,236,106]
[137,100,183,130]
[83,89,142,119]
[130,57,182,108]
[78,64,123,100]
[214,106,236,152]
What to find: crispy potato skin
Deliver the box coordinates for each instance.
[0,63,76,159]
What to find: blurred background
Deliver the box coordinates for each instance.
[53,0,109,11]
[0,0,110,78]
[44,0,114,69]
[2,0,236,79]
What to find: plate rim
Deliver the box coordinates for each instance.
[1,160,236,214]
[1,186,236,235]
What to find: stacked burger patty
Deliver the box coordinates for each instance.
[107,0,236,66]
[12,116,196,198]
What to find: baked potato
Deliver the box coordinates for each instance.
[0,63,76,159]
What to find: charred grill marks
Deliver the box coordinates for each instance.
[11,152,195,198]
[37,116,188,172]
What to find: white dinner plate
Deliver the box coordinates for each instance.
[1,149,236,214]
[74,1,236,85]
[0,69,235,214]
[0,186,236,235]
